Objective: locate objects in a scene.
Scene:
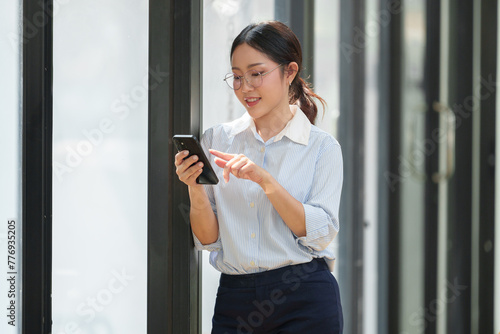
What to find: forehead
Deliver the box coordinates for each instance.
[231,43,272,69]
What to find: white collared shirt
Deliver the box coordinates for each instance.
[194,106,343,274]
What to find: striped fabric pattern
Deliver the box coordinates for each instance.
[193,107,343,274]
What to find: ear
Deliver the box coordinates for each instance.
[285,62,299,83]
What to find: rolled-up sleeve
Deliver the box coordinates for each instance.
[297,142,343,251]
[192,233,222,251]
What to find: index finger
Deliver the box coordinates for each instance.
[209,149,235,161]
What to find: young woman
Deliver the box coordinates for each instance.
[175,21,343,334]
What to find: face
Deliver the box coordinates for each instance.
[230,43,294,121]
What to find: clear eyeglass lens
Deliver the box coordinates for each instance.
[246,70,262,87]
[225,70,263,90]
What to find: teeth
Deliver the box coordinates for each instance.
[246,98,260,102]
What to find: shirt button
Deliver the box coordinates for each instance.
[250,202,255,208]
[251,233,256,238]
[250,261,255,266]
[260,147,265,153]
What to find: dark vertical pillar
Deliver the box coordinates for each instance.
[148,0,202,333]
[446,1,473,333]
[22,0,53,333]
[423,1,441,333]
[274,0,315,84]
[377,1,403,333]
[478,1,497,333]
[338,1,365,333]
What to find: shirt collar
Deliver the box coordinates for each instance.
[224,106,311,146]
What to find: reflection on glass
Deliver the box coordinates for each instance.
[399,1,426,333]
[202,1,274,332]
[52,1,148,333]
[314,0,340,137]
[0,0,22,333]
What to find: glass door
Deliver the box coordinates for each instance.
[398,1,427,333]
[52,1,148,333]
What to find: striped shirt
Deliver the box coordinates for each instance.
[193,106,343,275]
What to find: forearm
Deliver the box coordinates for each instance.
[188,185,219,245]
[259,176,306,237]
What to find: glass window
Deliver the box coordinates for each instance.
[314,0,340,137]
[202,1,274,332]
[361,0,381,332]
[398,1,427,333]
[0,0,22,333]
[52,1,148,333]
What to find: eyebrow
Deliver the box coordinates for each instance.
[231,62,265,70]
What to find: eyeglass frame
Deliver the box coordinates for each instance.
[223,64,283,90]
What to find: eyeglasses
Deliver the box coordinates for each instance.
[223,64,283,90]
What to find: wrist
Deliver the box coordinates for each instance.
[188,184,204,192]
[258,172,276,194]
[188,184,210,210]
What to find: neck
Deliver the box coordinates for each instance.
[254,105,295,142]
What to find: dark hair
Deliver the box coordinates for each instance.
[230,21,325,124]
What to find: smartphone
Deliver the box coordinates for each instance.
[172,135,219,185]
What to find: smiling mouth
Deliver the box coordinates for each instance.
[244,97,261,103]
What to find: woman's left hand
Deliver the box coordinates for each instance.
[210,149,269,184]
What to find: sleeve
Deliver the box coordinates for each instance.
[296,141,343,252]
[192,233,222,252]
[191,128,222,252]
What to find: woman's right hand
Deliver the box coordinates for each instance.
[174,150,204,187]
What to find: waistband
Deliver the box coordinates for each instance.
[219,258,329,288]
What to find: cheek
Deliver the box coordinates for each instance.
[234,90,244,102]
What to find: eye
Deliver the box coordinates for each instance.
[233,74,242,80]
[250,72,261,77]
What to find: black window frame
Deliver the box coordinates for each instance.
[477,1,497,333]
[22,0,53,332]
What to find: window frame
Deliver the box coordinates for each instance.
[22,0,53,332]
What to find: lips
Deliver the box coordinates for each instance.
[244,97,261,107]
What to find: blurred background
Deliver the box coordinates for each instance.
[0,0,498,333]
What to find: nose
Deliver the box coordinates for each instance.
[240,77,254,92]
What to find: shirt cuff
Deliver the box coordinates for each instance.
[296,203,339,251]
[192,232,222,252]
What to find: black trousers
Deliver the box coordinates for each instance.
[212,258,343,334]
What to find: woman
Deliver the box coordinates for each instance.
[175,21,343,334]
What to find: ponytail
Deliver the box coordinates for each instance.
[289,76,326,124]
